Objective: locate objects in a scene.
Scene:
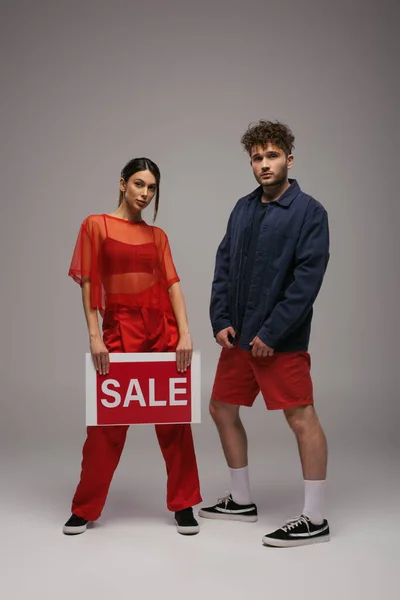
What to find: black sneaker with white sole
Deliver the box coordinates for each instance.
[63,514,89,535]
[174,507,200,535]
[199,493,258,522]
[262,515,330,547]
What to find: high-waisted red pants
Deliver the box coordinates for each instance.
[71,306,202,520]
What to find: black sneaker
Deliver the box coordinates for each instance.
[262,515,330,547]
[63,514,89,535]
[174,507,200,535]
[199,493,258,522]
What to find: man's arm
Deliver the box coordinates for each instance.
[257,203,330,348]
[210,212,234,337]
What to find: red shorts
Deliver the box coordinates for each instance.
[212,345,314,410]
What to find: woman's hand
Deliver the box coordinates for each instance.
[176,332,193,373]
[90,334,110,375]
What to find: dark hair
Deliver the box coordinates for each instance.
[119,157,161,221]
[240,120,295,156]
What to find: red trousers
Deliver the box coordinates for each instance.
[71,306,202,520]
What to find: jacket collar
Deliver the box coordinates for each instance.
[247,179,301,208]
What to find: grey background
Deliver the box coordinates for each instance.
[0,1,398,598]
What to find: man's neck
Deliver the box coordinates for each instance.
[261,178,291,204]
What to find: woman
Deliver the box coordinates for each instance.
[63,157,202,536]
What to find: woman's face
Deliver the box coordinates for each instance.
[120,169,157,213]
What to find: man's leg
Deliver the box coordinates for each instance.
[253,351,330,547]
[209,400,247,469]
[199,399,257,521]
[285,404,327,480]
[262,403,330,546]
[284,405,327,524]
[209,399,253,505]
[199,347,259,521]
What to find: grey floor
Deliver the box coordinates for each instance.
[1,403,398,600]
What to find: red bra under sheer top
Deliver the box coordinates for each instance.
[68,214,180,314]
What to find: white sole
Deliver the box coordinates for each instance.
[262,534,330,547]
[63,524,88,535]
[199,510,258,523]
[176,523,200,535]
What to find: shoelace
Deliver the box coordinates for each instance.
[282,515,311,534]
[217,492,232,508]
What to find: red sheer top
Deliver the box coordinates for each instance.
[68,214,180,316]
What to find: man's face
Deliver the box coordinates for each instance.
[250,143,293,187]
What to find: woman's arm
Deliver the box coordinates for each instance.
[168,282,193,373]
[81,278,110,375]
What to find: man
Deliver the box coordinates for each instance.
[199,120,330,547]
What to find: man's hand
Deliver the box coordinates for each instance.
[249,336,274,358]
[216,326,236,349]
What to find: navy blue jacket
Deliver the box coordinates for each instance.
[210,180,330,351]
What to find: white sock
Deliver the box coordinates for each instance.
[303,480,326,525]
[229,466,252,505]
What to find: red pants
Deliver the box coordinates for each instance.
[71,306,202,520]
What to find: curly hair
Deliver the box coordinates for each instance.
[241,120,295,156]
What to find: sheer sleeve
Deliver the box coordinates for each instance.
[68,220,92,285]
[68,216,104,311]
[154,228,180,288]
